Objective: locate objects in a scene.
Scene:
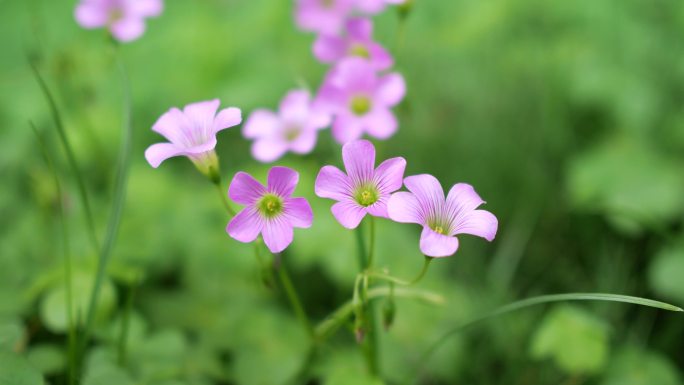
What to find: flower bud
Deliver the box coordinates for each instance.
[382,298,396,330]
[398,0,414,20]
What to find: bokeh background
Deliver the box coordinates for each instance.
[2,0,684,384]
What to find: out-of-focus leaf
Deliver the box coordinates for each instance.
[0,351,44,385]
[83,349,134,385]
[530,305,610,374]
[26,344,64,375]
[0,318,23,352]
[601,346,682,385]
[649,242,684,303]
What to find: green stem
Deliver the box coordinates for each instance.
[31,122,77,385]
[367,216,376,267]
[366,256,433,286]
[28,58,100,254]
[117,278,138,367]
[80,50,133,372]
[355,220,380,378]
[213,178,235,217]
[275,252,314,339]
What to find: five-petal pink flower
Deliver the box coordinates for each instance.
[243,90,331,163]
[295,0,355,35]
[75,0,163,42]
[313,18,393,70]
[145,99,241,176]
[315,139,406,229]
[227,167,314,253]
[387,174,498,258]
[315,58,405,144]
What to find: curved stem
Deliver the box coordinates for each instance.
[367,256,433,286]
[275,252,314,339]
[213,178,235,217]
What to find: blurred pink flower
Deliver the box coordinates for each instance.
[145,99,241,177]
[313,18,393,70]
[295,0,355,35]
[315,58,405,143]
[243,90,331,163]
[315,139,405,229]
[387,175,498,258]
[75,0,163,42]
[355,0,406,14]
[227,167,313,253]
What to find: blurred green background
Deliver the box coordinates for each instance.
[2,0,684,384]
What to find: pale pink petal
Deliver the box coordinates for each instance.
[367,42,394,70]
[285,197,314,228]
[366,199,389,218]
[332,114,364,144]
[315,165,352,200]
[214,107,242,133]
[342,139,375,184]
[126,0,163,17]
[445,183,486,213]
[403,174,445,221]
[183,99,220,134]
[375,73,406,107]
[229,172,266,205]
[244,110,280,139]
[373,157,406,194]
[262,218,294,253]
[313,35,347,64]
[363,108,397,139]
[110,16,146,42]
[331,201,367,229]
[152,108,188,145]
[387,191,423,224]
[452,210,498,241]
[355,0,386,14]
[267,166,299,197]
[307,109,332,130]
[347,18,372,40]
[252,139,288,163]
[227,207,264,243]
[144,143,183,168]
[420,227,459,258]
[328,58,377,92]
[289,130,317,154]
[279,90,311,123]
[75,2,109,28]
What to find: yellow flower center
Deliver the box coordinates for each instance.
[350,96,371,116]
[354,185,379,207]
[349,44,370,59]
[257,194,284,218]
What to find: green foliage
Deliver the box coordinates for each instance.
[601,347,682,385]
[649,242,684,303]
[0,351,44,385]
[530,305,610,374]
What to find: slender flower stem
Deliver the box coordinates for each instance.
[275,252,315,339]
[366,256,433,286]
[213,178,235,217]
[367,216,376,268]
[355,220,380,378]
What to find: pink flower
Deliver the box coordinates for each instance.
[144,99,241,178]
[243,90,331,163]
[295,0,355,35]
[387,174,498,258]
[315,139,406,229]
[227,167,313,253]
[313,18,393,70]
[315,58,405,143]
[75,0,163,42]
[355,0,405,14]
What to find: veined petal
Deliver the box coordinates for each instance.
[214,107,242,133]
[152,107,189,146]
[262,218,294,253]
[420,227,459,258]
[347,18,372,40]
[226,207,264,243]
[342,139,375,184]
[251,138,288,163]
[403,174,445,223]
[267,166,299,197]
[110,16,146,42]
[375,73,406,107]
[452,209,498,241]
[331,200,367,229]
[244,110,280,139]
[285,197,314,228]
[445,183,486,213]
[374,157,406,194]
[229,172,266,205]
[315,165,352,200]
[313,35,346,63]
[363,108,397,140]
[144,142,183,168]
[366,198,389,218]
[183,99,220,140]
[387,191,423,224]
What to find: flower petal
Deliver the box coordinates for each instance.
[367,42,394,70]
[228,172,266,205]
[183,99,220,140]
[332,114,364,144]
[267,166,299,197]
[419,227,459,258]
[251,138,288,163]
[403,174,445,222]
[363,108,397,140]
[243,110,280,139]
[262,218,294,253]
[366,199,389,218]
[315,165,352,200]
[226,207,264,243]
[214,107,242,133]
[313,35,346,64]
[387,191,423,224]
[110,16,146,42]
[126,0,163,17]
[144,143,183,168]
[375,73,406,107]
[285,197,314,228]
[445,183,485,213]
[347,18,372,40]
[75,2,109,28]
[279,89,311,122]
[342,139,375,184]
[289,129,318,154]
[331,201,367,229]
[374,157,406,194]
[152,107,189,145]
[452,210,498,241]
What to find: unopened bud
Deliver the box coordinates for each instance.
[382,299,396,330]
[398,0,414,20]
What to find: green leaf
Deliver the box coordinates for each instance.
[530,305,610,374]
[0,318,24,352]
[601,346,682,385]
[26,344,65,375]
[649,243,684,303]
[0,351,44,385]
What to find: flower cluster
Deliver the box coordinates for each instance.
[75,0,163,42]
